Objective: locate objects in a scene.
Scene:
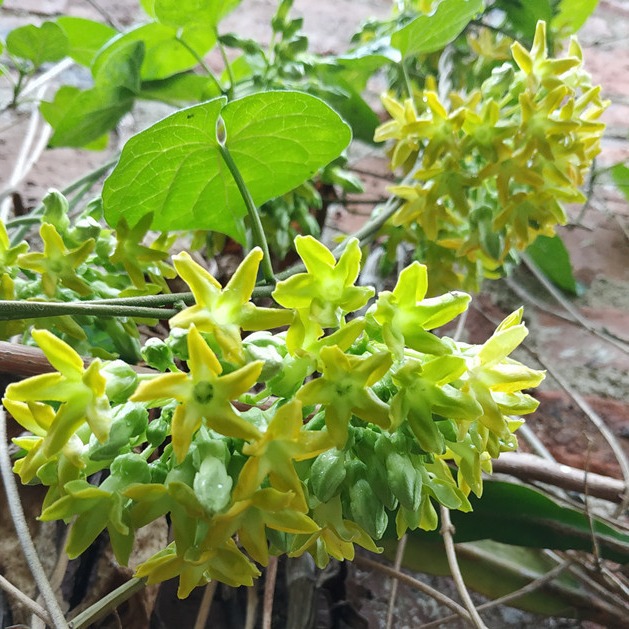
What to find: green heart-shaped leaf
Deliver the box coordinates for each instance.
[102,91,352,241]
[391,0,485,57]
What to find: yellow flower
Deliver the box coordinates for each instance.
[131,325,263,462]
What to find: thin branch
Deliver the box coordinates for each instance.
[245,584,258,629]
[262,556,278,629]
[385,534,407,629]
[82,0,124,30]
[193,580,217,629]
[353,554,472,622]
[440,506,488,629]
[520,253,629,351]
[523,346,629,516]
[491,452,626,503]
[68,577,146,629]
[418,558,575,629]
[0,407,69,629]
[0,573,52,625]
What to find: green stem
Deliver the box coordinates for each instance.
[216,29,235,99]
[175,36,224,96]
[217,143,276,283]
[68,577,146,629]
[0,407,70,629]
[11,68,27,107]
[401,59,414,100]
[0,300,180,321]
[4,216,41,228]
[91,292,194,307]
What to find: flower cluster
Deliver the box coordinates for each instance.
[375,21,608,292]
[0,191,179,361]
[3,238,544,596]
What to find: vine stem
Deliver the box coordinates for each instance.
[175,36,224,96]
[0,407,69,629]
[0,300,180,321]
[218,143,276,284]
[439,505,488,629]
[216,29,235,99]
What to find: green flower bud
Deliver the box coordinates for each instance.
[42,189,70,235]
[193,456,232,515]
[349,478,388,540]
[386,452,422,511]
[89,402,148,461]
[243,332,284,381]
[142,337,176,372]
[102,360,138,404]
[149,459,169,484]
[146,418,169,447]
[310,449,346,502]
[109,452,151,484]
[165,327,189,361]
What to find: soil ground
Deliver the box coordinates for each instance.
[0,1,628,628]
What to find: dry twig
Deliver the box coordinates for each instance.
[440,506,488,628]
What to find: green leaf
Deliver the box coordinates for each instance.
[154,0,241,28]
[389,538,594,619]
[494,0,553,43]
[6,22,68,67]
[391,0,485,57]
[408,480,629,563]
[526,234,581,296]
[92,22,215,81]
[310,75,381,144]
[56,17,117,67]
[139,73,222,106]
[102,91,352,240]
[41,41,143,147]
[611,162,629,203]
[552,0,598,35]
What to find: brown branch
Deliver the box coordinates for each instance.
[492,452,626,503]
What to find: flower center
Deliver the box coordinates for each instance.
[193,381,214,404]
[335,382,353,398]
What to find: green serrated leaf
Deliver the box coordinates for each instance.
[56,17,117,66]
[526,234,580,296]
[102,91,352,241]
[391,0,485,57]
[6,22,68,67]
[92,22,215,81]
